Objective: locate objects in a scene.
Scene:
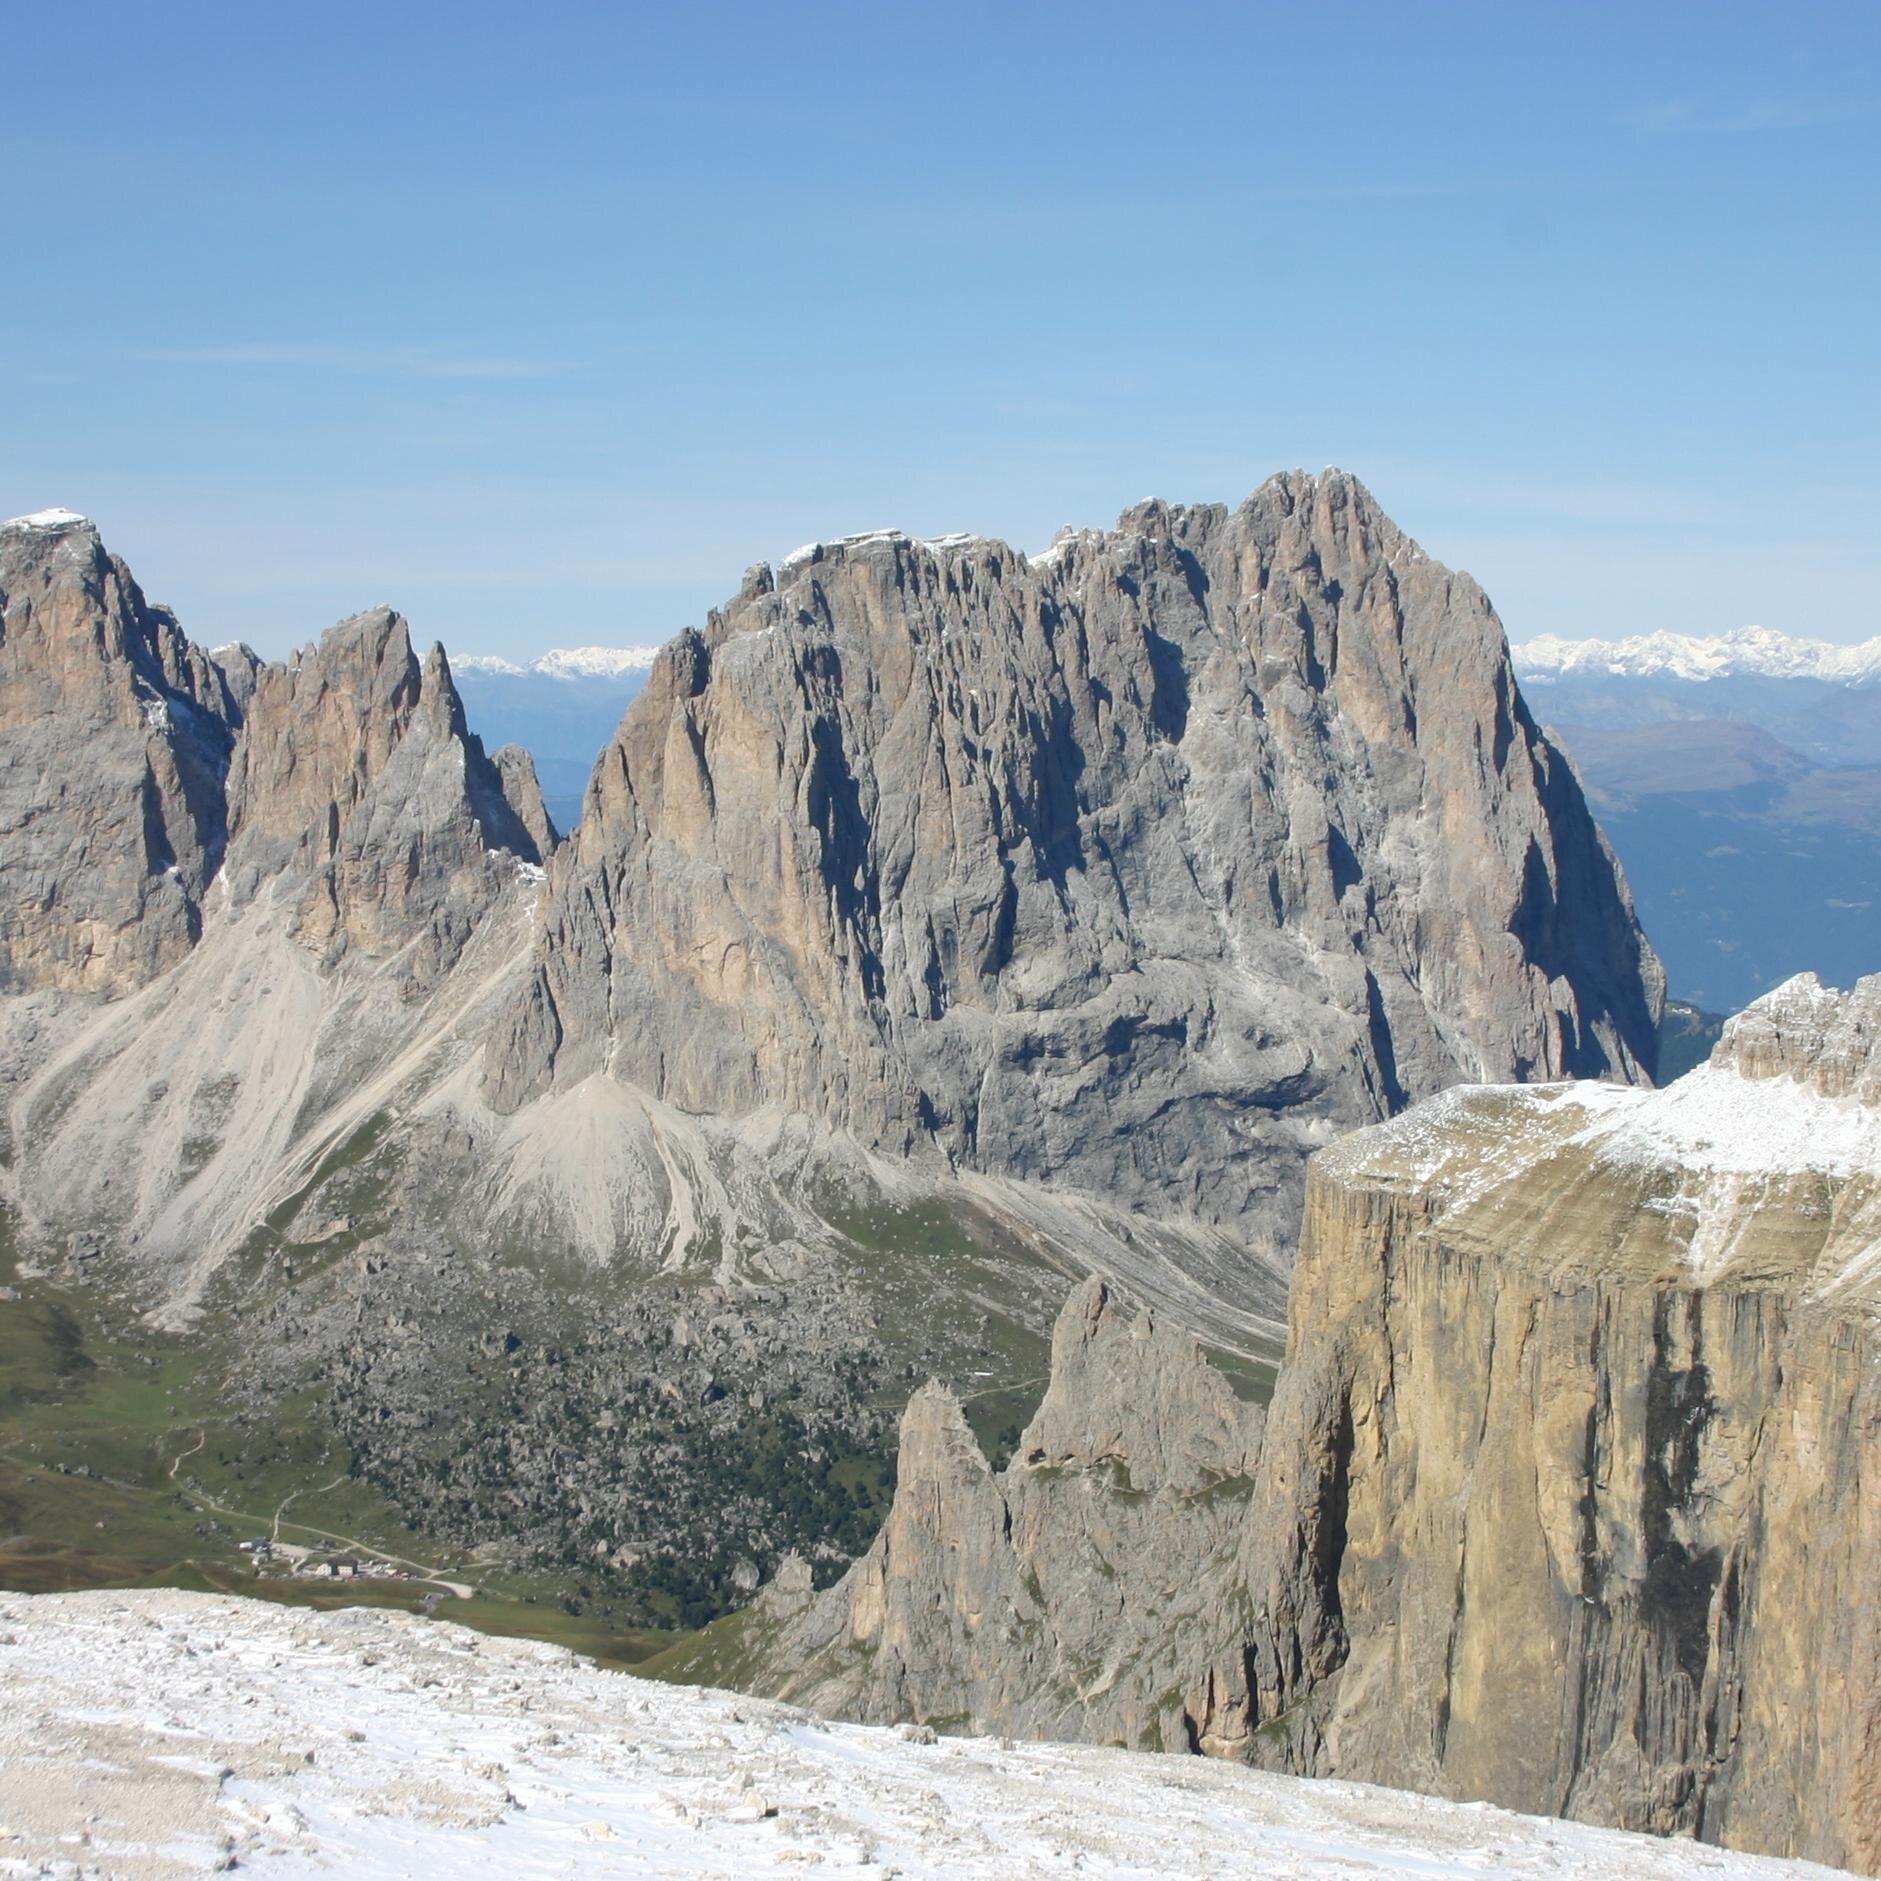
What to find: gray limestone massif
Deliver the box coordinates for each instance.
[485,471,1661,1258]
[727,973,1881,1875]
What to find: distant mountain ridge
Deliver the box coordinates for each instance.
[1516,625,1881,687]
[1507,621,1881,1012]
[451,649,660,829]
[455,644,663,680]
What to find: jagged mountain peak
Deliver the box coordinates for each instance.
[0,519,550,995]
[748,468,1407,602]
[721,1273,1258,1743]
[0,510,243,993]
[225,596,551,971]
[1019,1275,1262,1492]
[487,471,1661,1268]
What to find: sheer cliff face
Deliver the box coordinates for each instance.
[0,510,245,994]
[486,470,1661,1236]
[1225,970,1881,1873]
[224,607,549,983]
[728,976,1881,1876]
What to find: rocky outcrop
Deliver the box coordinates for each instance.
[0,509,245,995]
[1214,972,1881,1873]
[493,742,559,859]
[485,470,1661,1251]
[1019,1273,1261,1490]
[723,976,1881,1874]
[224,609,550,986]
[0,515,551,1002]
[706,1277,1262,1747]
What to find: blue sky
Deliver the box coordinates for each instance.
[4,1,1877,660]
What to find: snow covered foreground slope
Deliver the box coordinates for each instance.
[0,1593,1853,1880]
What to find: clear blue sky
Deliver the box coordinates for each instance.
[5,1,1877,660]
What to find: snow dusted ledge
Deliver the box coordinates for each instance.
[1320,973,1881,1299]
[0,1590,1847,1878]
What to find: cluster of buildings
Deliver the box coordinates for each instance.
[236,1537,415,1584]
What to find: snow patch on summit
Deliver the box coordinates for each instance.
[2,506,91,532]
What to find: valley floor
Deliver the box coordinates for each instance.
[0,1590,1853,1880]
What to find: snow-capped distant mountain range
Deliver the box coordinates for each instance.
[1508,625,1881,1015]
[1515,626,1881,686]
[455,644,664,680]
[1511,627,1881,771]
[451,647,662,830]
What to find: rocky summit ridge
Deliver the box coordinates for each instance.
[0,508,551,1002]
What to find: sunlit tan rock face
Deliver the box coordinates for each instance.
[485,470,1663,1249]
[0,510,247,995]
[1215,971,1881,1874]
[224,607,550,986]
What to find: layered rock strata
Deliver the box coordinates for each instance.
[1218,969,1881,1872]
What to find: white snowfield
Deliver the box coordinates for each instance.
[0,1592,1852,1880]
[1512,625,1881,685]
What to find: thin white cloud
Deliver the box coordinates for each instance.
[1630,97,1876,134]
[135,343,575,380]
